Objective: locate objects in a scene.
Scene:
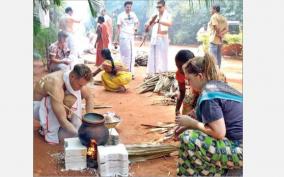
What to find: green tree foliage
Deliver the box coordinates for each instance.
[33,1,64,60]
[33,0,243,60]
[168,1,211,45]
[223,33,242,44]
[33,0,102,60]
[168,0,243,45]
[104,0,242,45]
[88,0,104,17]
[33,25,58,60]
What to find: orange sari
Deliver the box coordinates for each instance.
[96,23,109,66]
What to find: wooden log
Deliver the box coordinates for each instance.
[93,105,112,109]
[141,124,164,128]
[129,153,170,163]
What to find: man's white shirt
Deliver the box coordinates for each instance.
[117,11,139,38]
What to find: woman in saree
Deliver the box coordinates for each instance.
[92,48,131,92]
[175,53,243,176]
[95,16,109,66]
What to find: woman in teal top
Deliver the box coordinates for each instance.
[175,53,243,176]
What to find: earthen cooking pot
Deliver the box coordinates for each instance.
[78,113,109,146]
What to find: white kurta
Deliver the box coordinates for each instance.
[117,11,139,75]
[147,10,172,74]
[33,71,82,144]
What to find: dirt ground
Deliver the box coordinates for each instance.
[33,46,242,177]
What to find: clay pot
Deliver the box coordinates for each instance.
[78,113,109,146]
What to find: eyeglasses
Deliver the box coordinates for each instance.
[156,6,163,9]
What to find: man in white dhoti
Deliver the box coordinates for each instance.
[114,1,139,79]
[59,7,81,59]
[33,64,94,144]
[146,0,172,75]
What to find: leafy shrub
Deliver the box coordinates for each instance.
[196,31,210,52]
[223,33,242,45]
[196,31,243,54]
[33,24,58,60]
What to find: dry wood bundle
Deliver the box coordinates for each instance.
[136,74,160,93]
[137,73,177,94]
[151,97,176,106]
[141,122,178,143]
[135,51,148,66]
[93,105,112,109]
[127,153,169,163]
[126,144,178,163]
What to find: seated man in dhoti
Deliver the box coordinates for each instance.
[33,64,94,144]
[47,31,73,73]
[92,48,132,93]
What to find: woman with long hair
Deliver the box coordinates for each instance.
[92,48,131,92]
[175,53,243,176]
[95,16,109,66]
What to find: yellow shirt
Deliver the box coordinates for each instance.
[208,13,228,44]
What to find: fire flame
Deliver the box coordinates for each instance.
[87,139,97,158]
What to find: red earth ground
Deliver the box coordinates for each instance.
[33,47,242,177]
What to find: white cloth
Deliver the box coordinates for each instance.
[66,32,78,60]
[117,11,139,38]
[119,36,135,75]
[147,35,169,74]
[38,7,50,28]
[36,71,82,144]
[104,14,111,23]
[150,10,172,45]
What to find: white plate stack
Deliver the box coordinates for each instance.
[97,144,129,177]
[106,128,120,145]
[64,137,87,170]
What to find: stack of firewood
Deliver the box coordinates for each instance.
[136,72,178,95]
[141,122,177,143]
[126,143,178,163]
[136,74,160,94]
[135,51,148,66]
